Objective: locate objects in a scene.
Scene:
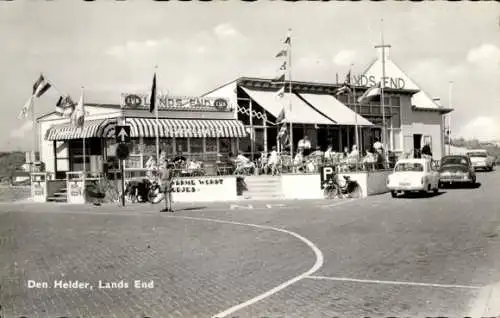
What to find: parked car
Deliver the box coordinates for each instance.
[387,158,440,198]
[466,149,494,171]
[439,155,476,187]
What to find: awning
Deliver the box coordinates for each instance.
[298,93,373,126]
[241,87,335,125]
[125,118,247,138]
[45,118,117,141]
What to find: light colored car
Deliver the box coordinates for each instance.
[466,149,494,171]
[387,158,440,197]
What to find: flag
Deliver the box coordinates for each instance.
[149,73,156,113]
[18,96,33,119]
[276,49,287,58]
[357,82,381,104]
[278,123,289,145]
[334,70,352,96]
[32,74,51,98]
[279,61,287,71]
[275,86,285,99]
[273,74,285,83]
[71,91,85,128]
[284,35,291,45]
[55,96,75,117]
[276,107,285,124]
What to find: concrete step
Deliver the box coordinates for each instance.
[52,192,67,197]
[242,195,284,200]
[47,197,67,202]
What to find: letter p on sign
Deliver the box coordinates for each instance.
[320,166,335,189]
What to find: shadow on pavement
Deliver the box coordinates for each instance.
[398,191,446,199]
[177,206,207,211]
[441,182,482,190]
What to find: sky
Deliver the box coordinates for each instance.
[0,1,499,151]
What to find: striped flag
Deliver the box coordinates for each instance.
[149,73,156,113]
[358,82,381,104]
[276,107,285,124]
[276,49,287,58]
[18,96,34,119]
[335,70,352,96]
[55,96,75,117]
[71,91,85,128]
[275,86,285,100]
[32,74,51,98]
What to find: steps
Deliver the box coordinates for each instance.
[47,187,67,203]
[241,176,283,200]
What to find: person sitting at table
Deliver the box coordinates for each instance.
[293,150,304,173]
[362,148,377,170]
[145,155,158,179]
[234,152,255,175]
[298,136,312,156]
[324,145,334,164]
[173,151,186,166]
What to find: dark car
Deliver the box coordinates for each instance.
[439,155,476,187]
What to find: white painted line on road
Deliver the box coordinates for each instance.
[165,215,324,318]
[320,198,361,208]
[306,275,481,289]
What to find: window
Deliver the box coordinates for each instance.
[219,138,232,154]
[360,106,370,114]
[395,163,423,172]
[390,96,400,106]
[190,138,203,154]
[371,105,381,114]
[159,138,174,157]
[391,108,401,128]
[176,138,188,153]
[206,138,217,152]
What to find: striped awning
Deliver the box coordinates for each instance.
[125,118,247,138]
[45,119,117,141]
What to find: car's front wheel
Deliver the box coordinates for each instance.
[391,190,397,198]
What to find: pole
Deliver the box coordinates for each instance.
[288,28,293,156]
[155,66,160,161]
[375,19,391,166]
[448,81,453,155]
[31,94,37,170]
[81,87,86,177]
[249,98,254,159]
[120,159,125,206]
[351,64,359,158]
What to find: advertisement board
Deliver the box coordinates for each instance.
[171,176,237,202]
[31,173,48,202]
[121,94,231,111]
[66,172,86,204]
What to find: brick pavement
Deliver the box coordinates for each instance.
[0,211,314,318]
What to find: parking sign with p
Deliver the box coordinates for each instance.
[320,166,336,189]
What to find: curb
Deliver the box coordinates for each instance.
[468,282,500,317]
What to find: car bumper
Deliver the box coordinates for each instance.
[439,176,472,183]
[388,184,425,191]
[472,163,491,169]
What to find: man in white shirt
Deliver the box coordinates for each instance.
[373,138,383,152]
[267,146,279,175]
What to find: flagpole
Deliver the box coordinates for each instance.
[375,19,391,166]
[31,94,37,170]
[287,28,293,157]
[351,64,359,161]
[154,66,160,162]
[81,86,86,177]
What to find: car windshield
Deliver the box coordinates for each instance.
[395,163,424,172]
[441,157,468,165]
[467,152,487,158]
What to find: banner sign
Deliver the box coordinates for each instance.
[350,75,406,89]
[121,94,231,111]
[171,177,225,193]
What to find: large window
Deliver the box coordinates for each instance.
[176,138,188,153]
[219,138,232,155]
[206,138,217,152]
[391,108,401,128]
[390,96,401,106]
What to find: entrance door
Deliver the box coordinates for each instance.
[413,134,422,158]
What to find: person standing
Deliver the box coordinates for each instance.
[159,161,175,213]
[421,142,432,160]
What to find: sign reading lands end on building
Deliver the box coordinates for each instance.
[121,93,231,111]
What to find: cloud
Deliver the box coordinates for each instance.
[105,38,171,57]
[332,50,357,66]
[457,116,500,141]
[213,23,243,40]
[467,44,500,68]
[10,121,32,139]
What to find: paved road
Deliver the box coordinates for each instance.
[1,171,499,317]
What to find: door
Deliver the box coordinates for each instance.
[413,134,422,158]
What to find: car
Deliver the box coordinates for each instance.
[387,158,440,198]
[438,155,476,187]
[466,149,494,171]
